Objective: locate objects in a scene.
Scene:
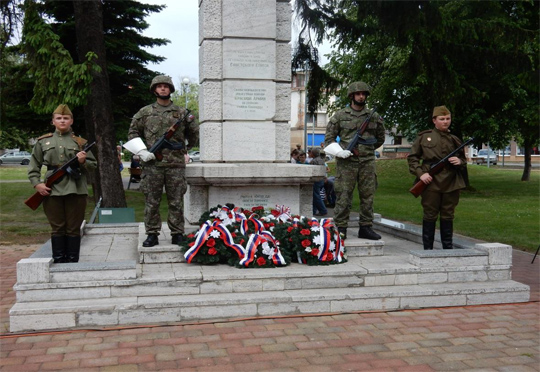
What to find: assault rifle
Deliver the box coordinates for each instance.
[24,142,96,210]
[149,109,192,161]
[409,137,474,198]
[346,106,378,156]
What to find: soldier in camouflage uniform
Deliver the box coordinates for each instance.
[407,106,467,250]
[28,104,97,263]
[324,82,385,240]
[128,75,199,247]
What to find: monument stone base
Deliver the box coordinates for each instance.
[184,162,325,224]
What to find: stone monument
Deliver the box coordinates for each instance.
[184,0,325,222]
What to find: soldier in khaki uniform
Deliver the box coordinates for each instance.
[324,82,385,240]
[28,104,97,263]
[407,106,467,250]
[128,75,199,247]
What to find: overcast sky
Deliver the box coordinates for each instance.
[141,1,332,88]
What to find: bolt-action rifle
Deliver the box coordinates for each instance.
[148,109,192,161]
[24,142,96,210]
[346,107,378,156]
[409,137,474,198]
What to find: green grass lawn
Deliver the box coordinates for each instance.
[367,160,538,252]
[1,162,538,252]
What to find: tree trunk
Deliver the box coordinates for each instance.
[73,0,126,207]
[521,141,532,182]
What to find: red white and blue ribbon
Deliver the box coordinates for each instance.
[239,232,287,267]
[184,220,245,263]
[239,213,265,235]
[313,217,344,262]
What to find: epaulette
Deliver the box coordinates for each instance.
[37,133,53,141]
[71,134,88,149]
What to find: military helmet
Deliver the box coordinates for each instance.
[347,81,371,97]
[149,75,175,93]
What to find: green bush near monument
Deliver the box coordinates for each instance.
[0,161,538,252]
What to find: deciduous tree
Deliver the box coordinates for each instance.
[293,0,538,180]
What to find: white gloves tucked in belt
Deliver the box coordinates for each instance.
[137,149,155,162]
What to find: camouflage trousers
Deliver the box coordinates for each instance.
[140,166,187,235]
[333,156,377,228]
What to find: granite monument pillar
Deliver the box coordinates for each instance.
[184,0,324,222]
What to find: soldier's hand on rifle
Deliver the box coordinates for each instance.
[35,183,51,196]
[420,173,433,184]
[76,151,87,164]
[448,156,461,166]
[336,150,353,159]
[137,149,156,162]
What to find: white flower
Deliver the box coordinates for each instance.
[329,241,336,252]
[304,246,312,252]
[209,230,221,238]
[210,210,219,217]
[262,242,274,256]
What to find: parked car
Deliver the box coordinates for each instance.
[188,150,200,163]
[0,151,32,165]
[473,149,498,165]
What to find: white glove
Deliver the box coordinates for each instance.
[137,149,155,162]
[336,150,352,159]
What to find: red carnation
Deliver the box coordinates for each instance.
[311,248,320,256]
[264,223,270,229]
[287,226,294,232]
[206,238,216,247]
[188,242,195,247]
[208,247,218,255]
[271,210,280,217]
[187,233,195,239]
[301,239,311,248]
[231,232,237,238]
[256,257,267,266]
[300,229,311,236]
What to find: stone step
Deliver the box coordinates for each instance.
[14,249,513,303]
[9,280,530,333]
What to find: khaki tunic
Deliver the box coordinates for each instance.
[28,129,97,195]
[28,129,97,236]
[407,128,467,193]
[407,128,467,221]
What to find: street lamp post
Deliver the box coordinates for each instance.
[182,77,190,108]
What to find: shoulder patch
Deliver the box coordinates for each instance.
[37,133,53,141]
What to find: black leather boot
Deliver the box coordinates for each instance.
[66,236,81,263]
[51,235,67,263]
[171,234,184,245]
[440,219,454,249]
[422,220,436,250]
[358,226,381,240]
[143,234,159,247]
[337,227,347,240]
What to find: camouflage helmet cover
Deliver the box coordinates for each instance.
[149,75,175,93]
[347,81,371,97]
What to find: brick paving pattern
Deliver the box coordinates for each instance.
[1,245,538,371]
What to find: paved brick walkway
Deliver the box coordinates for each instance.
[1,245,538,371]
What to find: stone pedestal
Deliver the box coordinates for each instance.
[185,0,324,222]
